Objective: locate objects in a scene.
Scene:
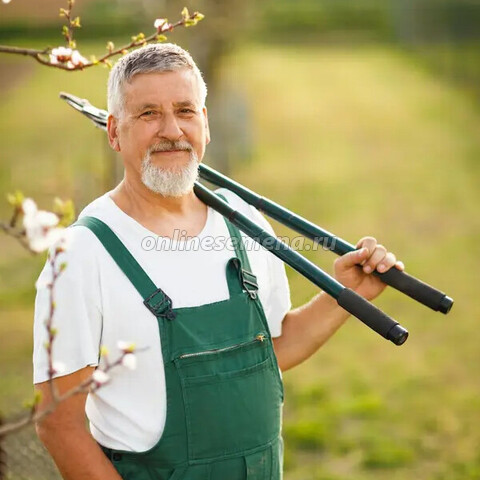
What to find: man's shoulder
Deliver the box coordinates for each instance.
[63,192,114,254]
[77,191,113,219]
[214,188,253,215]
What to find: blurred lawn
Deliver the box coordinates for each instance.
[1,43,479,480]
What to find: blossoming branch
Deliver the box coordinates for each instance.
[0,193,143,437]
[0,2,204,71]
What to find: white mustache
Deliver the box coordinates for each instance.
[148,141,193,153]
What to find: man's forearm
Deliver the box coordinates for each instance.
[37,424,122,480]
[273,292,350,371]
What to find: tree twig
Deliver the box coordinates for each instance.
[0,12,203,71]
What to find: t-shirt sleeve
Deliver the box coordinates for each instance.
[33,227,103,384]
[216,188,292,338]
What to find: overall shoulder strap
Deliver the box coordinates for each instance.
[215,193,253,271]
[73,216,175,319]
[215,193,259,299]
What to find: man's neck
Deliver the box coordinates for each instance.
[109,178,208,238]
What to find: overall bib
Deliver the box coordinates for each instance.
[74,203,284,480]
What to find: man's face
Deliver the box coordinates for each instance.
[108,69,210,196]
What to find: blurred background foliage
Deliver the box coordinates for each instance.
[0,0,479,479]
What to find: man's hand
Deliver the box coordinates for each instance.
[334,236,404,300]
[273,236,404,371]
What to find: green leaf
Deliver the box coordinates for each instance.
[6,190,24,207]
[53,198,75,227]
[156,35,167,42]
[185,12,205,27]
[24,390,44,410]
[71,16,81,28]
[33,389,43,405]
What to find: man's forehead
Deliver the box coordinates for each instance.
[123,69,201,107]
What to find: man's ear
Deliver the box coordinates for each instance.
[107,115,121,152]
[203,107,211,145]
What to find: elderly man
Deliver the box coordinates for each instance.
[34,43,402,480]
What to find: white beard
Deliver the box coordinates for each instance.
[141,143,199,198]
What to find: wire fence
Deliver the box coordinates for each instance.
[1,422,61,480]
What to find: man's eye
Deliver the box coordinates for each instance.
[141,111,157,117]
[179,108,195,114]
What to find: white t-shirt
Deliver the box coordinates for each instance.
[33,188,291,452]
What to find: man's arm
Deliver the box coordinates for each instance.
[273,236,404,371]
[35,366,123,480]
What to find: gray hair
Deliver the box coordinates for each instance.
[107,43,207,117]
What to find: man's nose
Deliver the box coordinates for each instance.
[158,112,183,141]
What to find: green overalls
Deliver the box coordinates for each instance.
[75,202,284,480]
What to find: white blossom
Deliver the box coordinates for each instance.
[29,227,67,253]
[154,18,172,32]
[70,50,88,67]
[117,340,136,353]
[121,353,137,371]
[92,370,110,385]
[21,198,71,253]
[50,46,72,65]
[22,198,37,216]
[2,0,13,4]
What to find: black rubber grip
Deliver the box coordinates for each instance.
[374,268,453,314]
[337,288,409,346]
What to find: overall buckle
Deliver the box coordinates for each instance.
[143,288,176,320]
[241,269,259,300]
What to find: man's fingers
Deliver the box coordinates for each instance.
[356,236,377,265]
[334,247,369,270]
[396,260,405,271]
[337,239,402,275]
[376,251,397,273]
[362,244,387,273]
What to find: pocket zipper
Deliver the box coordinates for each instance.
[178,333,267,360]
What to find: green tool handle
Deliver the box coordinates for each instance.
[199,164,453,315]
[194,182,408,346]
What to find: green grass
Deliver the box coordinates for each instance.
[1,43,480,479]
